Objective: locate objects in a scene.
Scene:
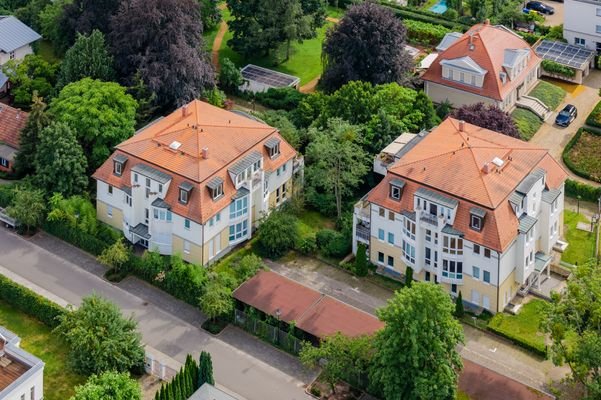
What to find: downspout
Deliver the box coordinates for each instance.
[496,250,501,313]
[202,222,206,267]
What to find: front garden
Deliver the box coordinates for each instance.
[528,80,566,111]
[563,128,601,183]
[562,210,598,265]
[511,108,542,141]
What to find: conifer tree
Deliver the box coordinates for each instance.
[199,351,215,386]
[13,92,50,177]
[405,266,413,287]
[455,291,465,318]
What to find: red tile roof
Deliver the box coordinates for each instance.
[0,104,27,149]
[368,118,567,252]
[422,23,541,101]
[233,270,384,339]
[92,100,296,224]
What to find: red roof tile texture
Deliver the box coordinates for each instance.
[422,23,541,101]
[92,100,296,224]
[0,104,27,149]
[368,118,567,252]
[233,270,384,339]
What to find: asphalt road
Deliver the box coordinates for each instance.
[0,228,314,400]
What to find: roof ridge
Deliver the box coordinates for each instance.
[475,30,502,98]
[393,147,470,169]
[458,128,495,207]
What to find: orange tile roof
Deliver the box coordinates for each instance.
[368,117,567,252]
[0,104,27,149]
[233,270,384,339]
[422,23,541,101]
[92,100,296,224]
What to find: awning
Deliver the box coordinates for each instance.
[129,223,151,239]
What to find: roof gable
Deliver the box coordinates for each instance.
[441,56,487,75]
[0,16,41,53]
[0,104,27,149]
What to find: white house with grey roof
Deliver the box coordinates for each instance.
[0,16,41,94]
[0,327,44,400]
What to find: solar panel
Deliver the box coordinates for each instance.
[534,40,594,70]
[241,64,300,88]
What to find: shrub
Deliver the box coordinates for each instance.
[541,59,575,78]
[405,266,413,287]
[565,179,601,203]
[234,254,265,282]
[0,184,15,208]
[0,274,65,327]
[257,211,299,259]
[219,57,244,93]
[382,4,469,30]
[442,8,458,20]
[586,100,601,128]
[316,229,337,249]
[454,291,464,318]
[297,236,317,255]
[43,219,112,256]
[354,243,368,277]
[563,128,601,183]
[316,228,350,258]
[404,19,452,46]
[254,87,307,111]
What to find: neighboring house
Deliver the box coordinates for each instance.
[564,0,601,54]
[534,40,595,85]
[352,118,568,313]
[0,327,44,400]
[0,104,27,173]
[189,383,239,400]
[93,99,301,265]
[240,64,300,93]
[422,21,541,112]
[0,16,41,95]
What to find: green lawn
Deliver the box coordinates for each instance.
[326,5,345,19]
[456,392,471,400]
[565,130,601,184]
[528,81,566,111]
[36,40,62,64]
[512,108,542,141]
[487,299,547,356]
[203,26,220,52]
[562,210,598,265]
[219,6,332,85]
[297,210,336,240]
[0,300,85,400]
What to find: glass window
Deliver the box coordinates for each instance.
[388,211,395,221]
[378,229,385,241]
[158,183,163,193]
[212,184,223,200]
[473,244,480,254]
[379,208,385,217]
[146,177,151,187]
[229,196,248,218]
[402,240,415,264]
[403,219,416,240]
[387,232,394,244]
[184,219,191,229]
[154,208,159,219]
[229,220,248,242]
[179,189,189,204]
[216,212,221,222]
[184,240,191,254]
[425,229,432,242]
[483,270,491,283]
[597,25,601,34]
[134,173,138,183]
[390,184,401,200]
[442,260,463,280]
[484,248,491,258]
[378,252,384,263]
[387,256,394,267]
[108,185,113,195]
[425,247,431,265]
[269,143,280,158]
[470,215,482,231]
[472,266,480,279]
[107,205,113,217]
[114,161,122,176]
[443,236,463,255]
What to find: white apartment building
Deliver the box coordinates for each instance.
[93,100,301,265]
[0,16,41,94]
[0,327,44,400]
[353,118,567,313]
[564,0,601,53]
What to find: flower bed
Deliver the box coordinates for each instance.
[586,100,601,128]
[563,128,601,183]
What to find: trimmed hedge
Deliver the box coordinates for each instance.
[586,100,601,128]
[43,220,113,256]
[563,128,601,183]
[0,273,65,327]
[565,179,601,203]
[487,322,547,358]
[382,4,468,31]
[541,59,576,78]
[404,19,453,46]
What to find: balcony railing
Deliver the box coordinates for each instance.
[420,212,438,226]
[354,194,370,221]
[356,224,370,242]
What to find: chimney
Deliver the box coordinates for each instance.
[458,120,465,132]
[201,147,209,159]
[484,18,490,25]
[182,105,188,118]
[482,162,491,174]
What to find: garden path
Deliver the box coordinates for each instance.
[211,3,229,72]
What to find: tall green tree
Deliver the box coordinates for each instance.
[109,0,215,110]
[256,211,299,259]
[13,92,51,176]
[227,0,326,60]
[7,186,46,235]
[300,333,372,393]
[200,0,222,31]
[70,371,142,400]
[97,238,130,272]
[199,351,215,386]
[199,276,234,322]
[55,294,145,375]
[1,55,58,108]
[369,282,464,400]
[321,2,413,92]
[38,0,72,48]
[305,118,370,219]
[33,121,88,196]
[50,78,138,170]
[542,262,601,399]
[58,29,115,89]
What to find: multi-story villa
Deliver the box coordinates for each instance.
[0,16,41,94]
[422,21,541,113]
[353,118,567,312]
[93,100,301,265]
[0,326,44,400]
[564,0,601,53]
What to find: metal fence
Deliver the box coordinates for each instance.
[234,309,303,355]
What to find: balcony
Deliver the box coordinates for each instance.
[420,212,438,227]
[293,155,304,174]
[354,194,370,223]
[356,224,370,243]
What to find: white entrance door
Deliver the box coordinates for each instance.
[482,295,490,310]
[471,290,480,306]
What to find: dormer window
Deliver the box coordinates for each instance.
[389,178,405,201]
[179,181,194,205]
[469,207,486,232]
[207,177,224,201]
[265,137,281,159]
[112,154,128,177]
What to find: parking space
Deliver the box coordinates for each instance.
[538,0,564,26]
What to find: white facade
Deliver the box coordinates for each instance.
[0,44,33,66]
[564,0,601,53]
[0,327,44,400]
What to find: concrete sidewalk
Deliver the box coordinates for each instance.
[0,228,315,400]
[268,255,568,394]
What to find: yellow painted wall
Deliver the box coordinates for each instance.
[498,270,518,312]
[97,200,123,230]
[369,238,405,275]
[173,234,203,265]
[461,274,500,312]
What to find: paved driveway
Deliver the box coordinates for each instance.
[539,0,563,27]
[530,71,601,187]
[0,229,315,400]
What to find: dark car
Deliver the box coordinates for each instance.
[555,104,577,127]
[525,1,555,14]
